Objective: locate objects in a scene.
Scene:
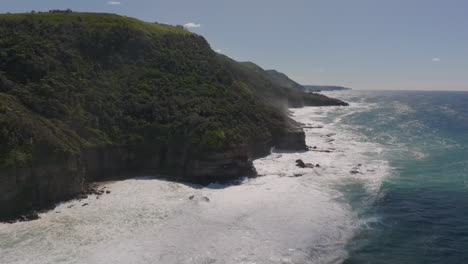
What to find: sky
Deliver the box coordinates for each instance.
[2,0,468,90]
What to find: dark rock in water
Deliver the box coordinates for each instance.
[106,190,111,194]
[296,159,306,167]
[77,194,88,200]
[310,149,332,153]
[67,205,74,208]
[19,212,39,222]
[293,173,303,177]
[82,203,89,207]
[189,195,195,200]
[315,164,320,167]
[295,159,315,168]
[357,164,362,167]
[350,170,360,175]
[201,196,210,202]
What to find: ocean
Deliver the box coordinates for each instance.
[330,90,468,264]
[0,90,467,264]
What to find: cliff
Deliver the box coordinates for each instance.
[232,61,348,108]
[264,69,305,92]
[0,11,347,220]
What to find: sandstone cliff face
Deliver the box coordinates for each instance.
[83,144,258,184]
[274,126,308,151]
[0,154,85,220]
[0,124,307,221]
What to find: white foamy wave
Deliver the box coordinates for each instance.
[393,102,415,115]
[438,105,458,115]
[0,104,390,264]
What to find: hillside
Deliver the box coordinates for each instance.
[264,69,305,92]
[235,61,347,107]
[0,11,347,220]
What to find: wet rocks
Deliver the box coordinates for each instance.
[76,194,88,200]
[188,195,210,202]
[295,159,315,168]
[19,212,39,222]
[350,164,363,174]
[4,211,41,223]
[310,149,333,153]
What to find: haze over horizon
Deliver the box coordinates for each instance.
[2,0,468,91]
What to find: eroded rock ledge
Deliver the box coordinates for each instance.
[0,123,307,222]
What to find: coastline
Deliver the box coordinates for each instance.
[0,102,392,264]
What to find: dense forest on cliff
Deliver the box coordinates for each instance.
[0,11,346,170]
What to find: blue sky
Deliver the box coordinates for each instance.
[2,0,468,90]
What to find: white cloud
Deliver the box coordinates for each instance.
[214,49,222,53]
[107,1,121,5]
[184,22,201,28]
[432,57,441,62]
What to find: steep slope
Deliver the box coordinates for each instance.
[265,69,305,92]
[231,61,348,108]
[0,11,347,220]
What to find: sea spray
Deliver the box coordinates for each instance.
[0,100,391,264]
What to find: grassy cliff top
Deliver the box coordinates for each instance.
[0,11,192,36]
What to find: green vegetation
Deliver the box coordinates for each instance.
[0,11,346,170]
[264,69,305,92]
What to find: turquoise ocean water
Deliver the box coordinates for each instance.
[326,90,468,264]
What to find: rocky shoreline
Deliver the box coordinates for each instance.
[0,12,349,223]
[2,182,113,223]
[0,122,310,223]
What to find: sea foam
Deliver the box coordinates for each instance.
[0,103,390,264]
